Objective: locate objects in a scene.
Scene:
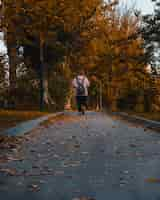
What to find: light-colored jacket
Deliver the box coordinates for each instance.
[72,75,90,96]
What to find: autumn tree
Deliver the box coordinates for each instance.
[142,0,160,74]
[99,10,150,111]
[0,0,18,106]
[1,0,150,111]
[142,0,160,111]
[72,3,149,111]
[2,0,103,110]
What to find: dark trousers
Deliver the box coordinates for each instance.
[76,96,88,112]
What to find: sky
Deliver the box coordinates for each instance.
[0,0,155,53]
[121,0,154,14]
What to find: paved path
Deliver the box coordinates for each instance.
[1,112,160,200]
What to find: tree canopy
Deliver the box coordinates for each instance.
[0,0,152,111]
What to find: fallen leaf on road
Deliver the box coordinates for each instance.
[7,156,23,162]
[74,144,80,148]
[0,156,9,163]
[0,168,17,176]
[28,184,40,192]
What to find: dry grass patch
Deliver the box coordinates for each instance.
[138,113,160,122]
[0,110,49,131]
[126,111,160,122]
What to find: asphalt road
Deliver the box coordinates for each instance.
[1,111,160,200]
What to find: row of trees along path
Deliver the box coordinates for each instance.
[0,0,157,111]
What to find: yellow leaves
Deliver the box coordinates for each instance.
[81,31,89,37]
[89,38,106,55]
[0,168,17,176]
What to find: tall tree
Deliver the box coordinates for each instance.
[1,0,18,105]
[72,3,149,110]
[2,0,103,110]
[142,0,160,74]
[0,53,7,88]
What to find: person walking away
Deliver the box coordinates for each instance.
[72,70,90,115]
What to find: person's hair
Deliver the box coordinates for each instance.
[79,69,85,76]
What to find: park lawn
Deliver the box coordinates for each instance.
[0,110,49,132]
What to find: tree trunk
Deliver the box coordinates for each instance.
[7,44,17,108]
[8,47,17,89]
[39,33,56,110]
[39,33,45,111]
[62,55,72,110]
[65,86,73,110]
[43,76,55,106]
[2,1,17,108]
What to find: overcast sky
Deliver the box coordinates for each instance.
[121,0,154,14]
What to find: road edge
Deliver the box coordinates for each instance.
[111,112,160,132]
[1,112,64,137]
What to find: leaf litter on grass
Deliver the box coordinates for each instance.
[146,178,160,183]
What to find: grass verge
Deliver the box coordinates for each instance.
[0,110,49,132]
[126,111,160,122]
